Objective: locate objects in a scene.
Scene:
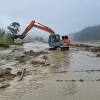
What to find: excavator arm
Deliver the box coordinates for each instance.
[20,21,35,38]
[12,20,62,48]
[19,20,56,39]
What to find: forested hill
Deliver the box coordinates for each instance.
[71,25,100,41]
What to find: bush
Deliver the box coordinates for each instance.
[0,28,13,47]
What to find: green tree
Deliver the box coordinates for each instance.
[7,22,20,35]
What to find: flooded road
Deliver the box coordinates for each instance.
[0,43,100,100]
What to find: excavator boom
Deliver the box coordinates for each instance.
[33,24,55,35]
[20,20,55,38]
[21,21,35,38]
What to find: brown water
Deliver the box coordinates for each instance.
[0,45,100,100]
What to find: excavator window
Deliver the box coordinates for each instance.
[62,36,68,40]
[49,35,60,42]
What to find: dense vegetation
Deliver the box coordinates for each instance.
[0,28,13,47]
[0,28,47,47]
[71,25,100,41]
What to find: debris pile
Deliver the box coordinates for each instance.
[0,68,15,88]
[0,68,15,80]
[24,50,49,57]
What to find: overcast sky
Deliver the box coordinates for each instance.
[0,0,100,36]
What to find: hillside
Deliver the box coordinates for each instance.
[71,25,100,41]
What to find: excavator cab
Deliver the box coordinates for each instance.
[48,34,63,48]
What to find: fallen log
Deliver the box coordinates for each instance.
[18,68,26,81]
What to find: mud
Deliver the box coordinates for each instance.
[0,44,50,90]
[0,68,15,80]
[72,43,100,57]
[0,42,100,100]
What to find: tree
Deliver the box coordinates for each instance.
[7,22,20,35]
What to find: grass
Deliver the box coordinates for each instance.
[0,34,47,47]
[0,34,13,47]
[0,34,31,47]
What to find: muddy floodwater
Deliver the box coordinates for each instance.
[0,42,100,100]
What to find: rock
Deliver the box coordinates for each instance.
[31,60,45,65]
[42,55,48,60]
[90,47,100,53]
[44,63,51,66]
[96,53,100,57]
[96,79,100,81]
[24,50,39,56]
[0,68,15,80]
[39,51,49,55]
[71,80,76,82]
[79,79,84,82]
[29,50,36,56]
[31,60,42,64]
[16,55,26,63]
[0,78,6,82]
[24,50,49,57]
[17,71,22,76]
[0,82,10,88]
[5,68,12,74]
[0,68,12,77]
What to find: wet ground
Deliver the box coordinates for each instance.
[0,42,100,100]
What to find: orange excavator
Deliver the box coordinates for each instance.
[8,20,70,49]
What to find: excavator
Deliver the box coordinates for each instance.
[8,20,70,50]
